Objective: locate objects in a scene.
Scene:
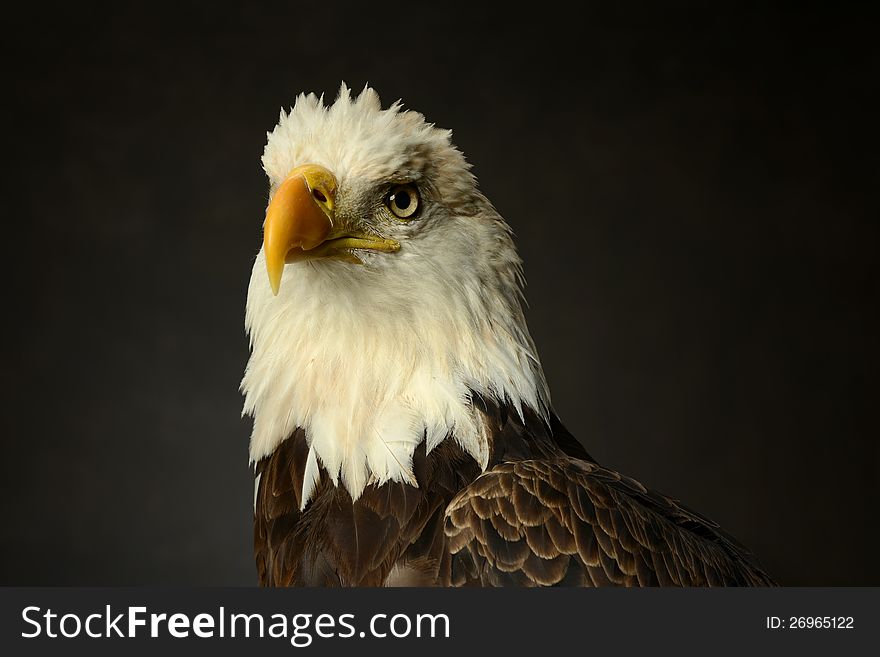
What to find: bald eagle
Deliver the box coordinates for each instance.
[242,85,775,587]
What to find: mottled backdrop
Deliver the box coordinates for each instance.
[4,2,878,585]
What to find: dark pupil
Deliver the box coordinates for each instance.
[394,191,411,210]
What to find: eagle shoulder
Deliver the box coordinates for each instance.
[443,458,777,587]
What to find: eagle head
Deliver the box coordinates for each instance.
[242,84,549,506]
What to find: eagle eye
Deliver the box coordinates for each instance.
[385,184,420,219]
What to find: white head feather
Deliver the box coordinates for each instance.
[242,84,549,507]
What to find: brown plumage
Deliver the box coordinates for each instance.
[254,397,775,587]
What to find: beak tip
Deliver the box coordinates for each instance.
[266,260,283,296]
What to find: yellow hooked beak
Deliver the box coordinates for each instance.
[262,163,400,295]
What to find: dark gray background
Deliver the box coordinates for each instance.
[4,2,877,585]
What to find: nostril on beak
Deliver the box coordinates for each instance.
[312,188,327,203]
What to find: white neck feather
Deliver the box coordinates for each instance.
[241,240,549,507]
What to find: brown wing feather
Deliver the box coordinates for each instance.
[444,458,776,587]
